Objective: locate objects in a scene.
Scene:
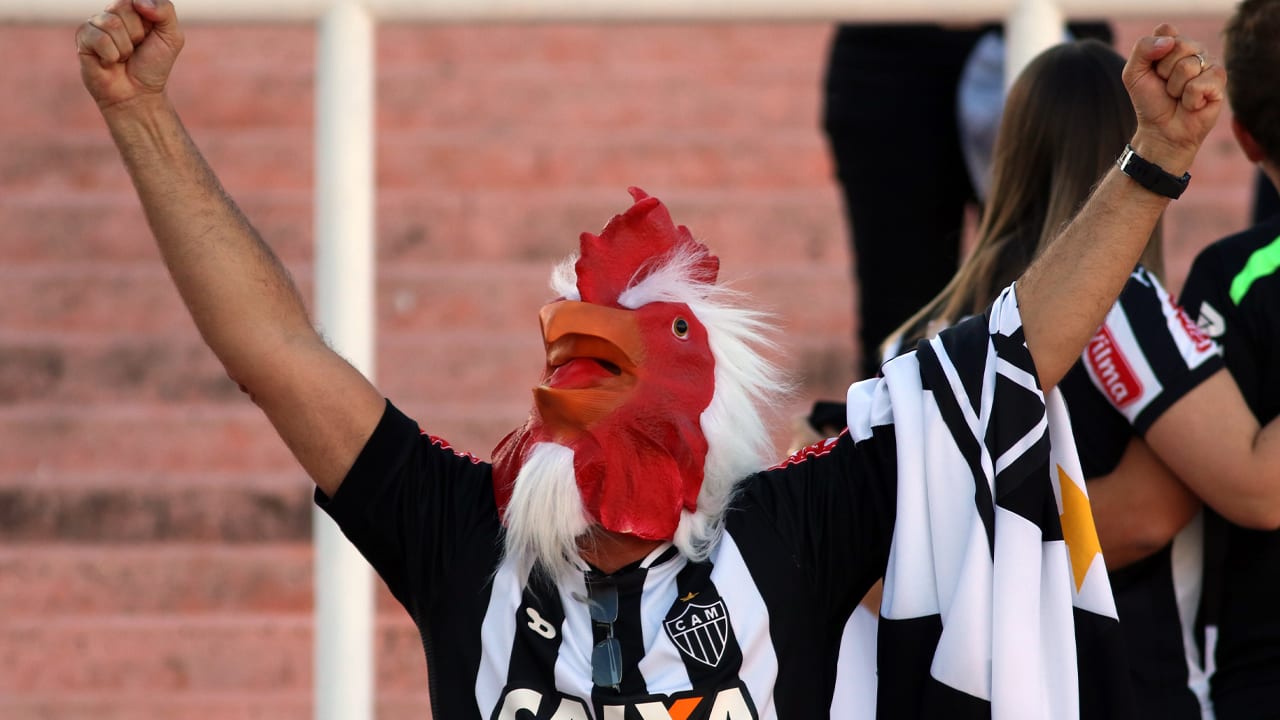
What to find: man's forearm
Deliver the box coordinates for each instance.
[79,0,386,494]
[103,94,314,385]
[1017,28,1224,390]
[1017,164,1171,390]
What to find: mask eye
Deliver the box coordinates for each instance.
[672,317,690,339]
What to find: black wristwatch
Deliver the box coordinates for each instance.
[1116,144,1191,199]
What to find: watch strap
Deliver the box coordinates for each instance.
[1116,144,1191,200]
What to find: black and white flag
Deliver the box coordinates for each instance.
[859,286,1134,719]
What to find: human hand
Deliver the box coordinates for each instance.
[76,0,184,112]
[1121,24,1227,176]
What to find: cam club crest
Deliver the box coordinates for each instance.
[664,599,730,667]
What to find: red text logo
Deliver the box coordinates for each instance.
[1171,295,1215,353]
[1086,327,1143,408]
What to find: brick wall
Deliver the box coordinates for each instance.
[0,15,1251,719]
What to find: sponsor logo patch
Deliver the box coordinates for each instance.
[492,684,758,719]
[664,600,730,668]
[1171,294,1215,352]
[1086,326,1143,408]
[1196,300,1227,340]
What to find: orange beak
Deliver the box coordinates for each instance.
[534,301,646,435]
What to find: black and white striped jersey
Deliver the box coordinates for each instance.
[317,395,894,720]
[1063,266,1221,466]
[316,287,1095,719]
[1057,266,1222,718]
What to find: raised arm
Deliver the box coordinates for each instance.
[77,0,385,496]
[1017,26,1226,390]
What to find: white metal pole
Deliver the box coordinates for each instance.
[313,3,376,720]
[1004,0,1066,89]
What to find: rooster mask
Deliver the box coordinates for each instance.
[492,188,739,548]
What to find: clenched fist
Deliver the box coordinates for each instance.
[1122,24,1227,175]
[76,0,183,111]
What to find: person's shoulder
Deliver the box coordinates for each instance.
[1197,213,1280,271]
[1124,264,1160,290]
[1112,264,1167,307]
[1196,214,1280,307]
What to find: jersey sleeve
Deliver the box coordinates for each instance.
[1079,267,1223,434]
[1181,243,1263,407]
[314,400,498,615]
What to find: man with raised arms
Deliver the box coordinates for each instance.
[76,2,1225,717]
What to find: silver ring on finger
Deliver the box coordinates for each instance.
[1195,53,1207,71]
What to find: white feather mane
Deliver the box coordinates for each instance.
[549,246,792,561]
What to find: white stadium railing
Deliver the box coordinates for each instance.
[7,1,1235,718]
[2,0,1237,21]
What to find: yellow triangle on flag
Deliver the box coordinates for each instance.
[1058,464,1102,592]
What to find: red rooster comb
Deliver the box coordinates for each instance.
[575,187,720,305]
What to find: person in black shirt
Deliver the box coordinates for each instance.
[76,3,1226,716]
[1178,2,1280,715]
[871,38,1280,718]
